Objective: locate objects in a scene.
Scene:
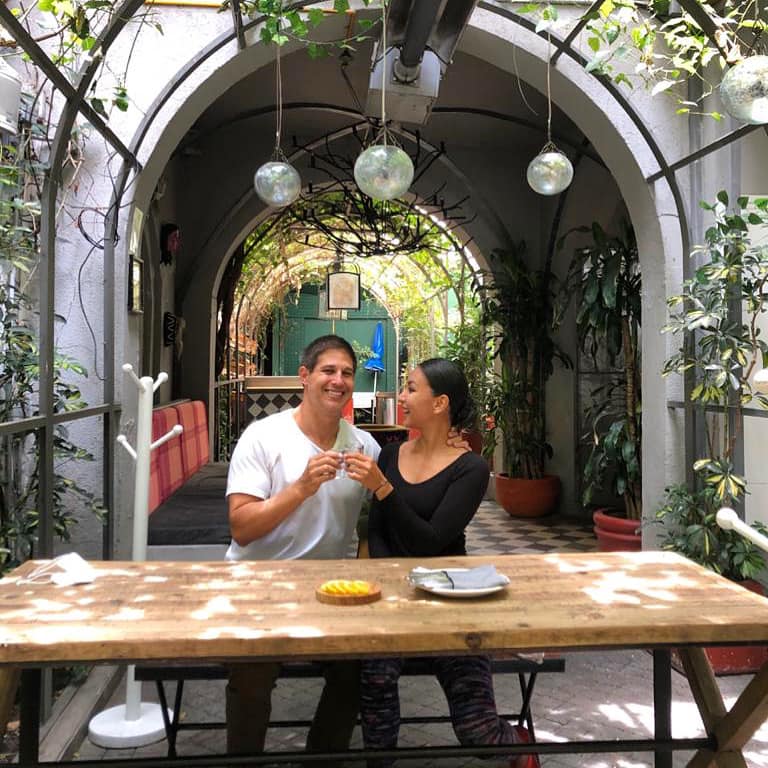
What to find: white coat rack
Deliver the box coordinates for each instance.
[716,507,768,555]
[88,364,182,748]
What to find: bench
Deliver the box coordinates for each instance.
[135,655,565,759]
[146,400,231,556]
[149,400,211,515]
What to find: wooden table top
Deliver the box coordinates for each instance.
[1,552,768,666]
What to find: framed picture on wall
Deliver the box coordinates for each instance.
[326,271,360,310]
[128,254,144,313]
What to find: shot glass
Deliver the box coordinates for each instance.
[336,440,364,479]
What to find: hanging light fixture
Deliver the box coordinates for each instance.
[527,27,573,196]
[720,55,768,125]
[354,1,414,202]
[254,21,301,207]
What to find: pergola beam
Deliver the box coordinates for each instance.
[0,5,140,169]
[646,123,764,182]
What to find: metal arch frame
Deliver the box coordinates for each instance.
[478,0,691,259]
[175,101,605,164]
[0,0,145,559]
[3,0,763,558]
[176,115,510,307]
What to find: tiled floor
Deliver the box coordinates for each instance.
[72,503,768,767]
[466,502,596,555]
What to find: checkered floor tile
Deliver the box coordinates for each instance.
[466,501,596,555]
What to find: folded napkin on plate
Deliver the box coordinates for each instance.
[409,564,510,591]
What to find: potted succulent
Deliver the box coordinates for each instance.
[479,242,571,516]
[560,221,642,549]
[660,191,768,673]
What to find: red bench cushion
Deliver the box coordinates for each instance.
[149,407,184,513]
[174,400,210,477]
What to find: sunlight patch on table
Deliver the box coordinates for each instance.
[198,626,267,639]
[191,596,237,619]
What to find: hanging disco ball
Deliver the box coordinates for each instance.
[254,160,301,207]
[353,144,414,201]
[720,55,768,125]
[526,148,574,196]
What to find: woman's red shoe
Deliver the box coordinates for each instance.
[510,725,540,768]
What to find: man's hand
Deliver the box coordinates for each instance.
[447,428,471,451]
[296,452,341,496]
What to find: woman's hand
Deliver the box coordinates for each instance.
[343,450,386,492]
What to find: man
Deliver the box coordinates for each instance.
[225,334,381,764]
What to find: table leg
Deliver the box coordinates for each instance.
[679,647,768,768]
[653,649,672,768]
[19,668,40,767]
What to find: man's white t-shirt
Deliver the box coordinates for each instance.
[225,409,381,561]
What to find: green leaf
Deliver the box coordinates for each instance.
[333,0,349,12]
[716,190,729,206]
[307,42,329,59]
[307,8,324,26]
[651,79,676,96]
[89,97,107,118]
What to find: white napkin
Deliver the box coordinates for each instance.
[20,552,97,586]
[409,564,510,591]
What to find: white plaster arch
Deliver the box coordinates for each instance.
[123,5,693,530]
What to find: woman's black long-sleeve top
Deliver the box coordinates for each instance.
[367,442,490,558]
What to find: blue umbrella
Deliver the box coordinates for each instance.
[364,322,385,418]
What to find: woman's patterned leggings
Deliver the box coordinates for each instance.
[360,654,518,767]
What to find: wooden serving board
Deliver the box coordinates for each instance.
[315,582,382,605]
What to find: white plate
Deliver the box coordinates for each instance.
[408,568,510,598]
[412,582,508,598]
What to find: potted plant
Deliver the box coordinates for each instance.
[480,242,571,516]
[560,222,642,549]
[655,484,768,673]
[660,190,768,673]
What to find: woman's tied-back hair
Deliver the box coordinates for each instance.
[419,358,477,432]
[300,335,357,372]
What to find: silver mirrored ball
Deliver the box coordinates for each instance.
[254,161,301,207]
[720,55,768,125]
[526,150,574,196]
[354,145,414,201]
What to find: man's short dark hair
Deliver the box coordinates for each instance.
[300,335,357,373]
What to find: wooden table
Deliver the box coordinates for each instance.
[2,551,768,767]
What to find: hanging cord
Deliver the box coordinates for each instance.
[540,25,557,153]
[274,15,284,159]
[546,27,552,143]
[381,0,388,146]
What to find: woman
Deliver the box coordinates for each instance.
[354,358,539,768]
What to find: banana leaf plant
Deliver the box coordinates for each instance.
[480,242,571,479]
[561,222,642,519]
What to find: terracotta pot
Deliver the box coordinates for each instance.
[672,580,768,675]
[494,473,560,517]
[593,509,642,552]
